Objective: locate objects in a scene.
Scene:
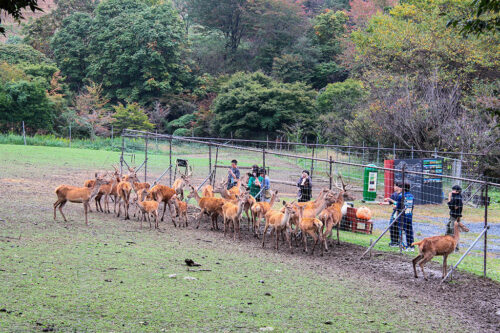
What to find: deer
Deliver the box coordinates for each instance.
[214,180,238,200]
[172,172,191,201]
[202,184,214,197]
[262,201,295,253]
[147,184,177,226]
[251,190,279,237]
[54,173,109,225]
[186,185,225,230]
[94,166,121,214]
[215,179,255,231]
[169,194,188,228]
[83,178,97,212]
[295,204,324,256]
[411,221,469,280]
[116,169,139,220]
[222,192,249,240]
[131,188,160,229]
[319,175,354,252]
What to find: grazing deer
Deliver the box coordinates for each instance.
[412,221,469,280]
[222,193,248,240]
[187,185,225,230]
[147,184,177,226]
[169,194,188,228]
[251,190,279,237]
[262,201,295,253]
[319,176,354,251]
[132,189,160,229]
[54,173,109,225]
[116,169,139,220]
[295,204,324,256]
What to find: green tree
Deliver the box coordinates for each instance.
[0,43,51,65]
[212,71,317,138]
[112,102,154,133]
[0,0,42,34]
[74,81,112,139]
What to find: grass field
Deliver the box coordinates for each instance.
[1,144,499,332]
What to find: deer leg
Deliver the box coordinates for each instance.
[161,201,167,222]
[412,254,423,278]
[310,231,318,255]
[323,221,332,253]
[418,253,434,281]
[53,199,61,220]
[184,213,188,227]
[223,216,228,237]
[336,222,340,245]
[57,200,68,222]
[124,201,130,220]
[155,212,159,229]
[168,203,176,227]
[262,224,269,248]
[275,227,280,251]
[442,254,448,279]
[104,194,109,213]
[286,229,293,254]
[114,196,118,214]
[303,230,308,253]
[196,211,204,229]
[117,200,121,217]
[84,201,89,225]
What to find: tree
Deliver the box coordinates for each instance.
[0,0,42,34]
[447,0,500,35]
[112,102,154,133]
[74,82,112,139]
[51,12,93,90]
[0,43,51,65]
[212,71,317,138]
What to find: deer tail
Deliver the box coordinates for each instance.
[411,240,424,247]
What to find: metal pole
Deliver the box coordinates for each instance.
[213,146,219,187]
[209,143,212,184]
[329,156,333,190]
[22,121,26,145]
[144,135,148,182]
[377,141,380,165]
[360,210,405,259]
[393,143,396,159]
[400,165,406,254]
[411,146,414,159]
[310,144,315,179]
[169,138,172,186]
[262,148,266,172]
[120,136,125,177]
[484,182,488,278]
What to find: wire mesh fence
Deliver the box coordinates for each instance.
[119,129,499,280]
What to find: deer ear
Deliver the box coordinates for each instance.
[282,200,286,206]
[95,172,98,178]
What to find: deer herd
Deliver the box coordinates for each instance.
[53,165,353,256]
[52,164,467,280]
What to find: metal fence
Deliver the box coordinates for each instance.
[120,129,499,281]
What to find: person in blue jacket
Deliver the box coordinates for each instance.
[397,182,415,251]
[381,183,403,247]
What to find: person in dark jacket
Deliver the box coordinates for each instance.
[446,185,463,236]
[381,183,402,247]
[297,170,312,202]
[227,159,240,190]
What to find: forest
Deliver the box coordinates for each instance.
[0,0,498,172]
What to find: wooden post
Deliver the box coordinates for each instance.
[377,141,380,165]
[310,144,315,179]
[262,148,266,172]
[362,141,365,164]
[144,135,148,182]
[209,143,212,183]
[400,165,406,254]
[111,125,113,142]
[213,146,219,187]
[484,182,488,278]
[22,121,26,145]
[120,136,125,177]
[69,123,71,148]
[393,143,396,159]
[329,156,333,190]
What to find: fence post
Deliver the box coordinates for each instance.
[111,125,114,142]
[377,141,380,165]
[400,164,406,254]
[169,137,172,186]
[209,143,212,183]
[120,136,125,177]
[393,143,396,159]
[22,121,26,145]
[69,123,71,148]
[262,148,266,180]
[267,135,269,150]
[310,144,315,179]
[362,141,365,164]
[144,135,148,182]
[329,156,333,190]
[213,146,219,187]
[484,182,488,278]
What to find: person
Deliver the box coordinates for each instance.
[400,182,415,251]
[248,169,262,201]
[381,183,402,247]
[447,185,463,251]
[227,159,240,190]
[260,168,271,202]
[297,170,312,202]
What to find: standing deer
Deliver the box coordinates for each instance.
[132,188,160,229]
[116,168,139,220]
[251,190,279,237]
[412,221,469,280]
[169,194,188,228]
[94,166,121,213]
[187,185,225,230]
[262,201,295,253]
[147,184,177,226]
[295,204,324,256]
[222,192,249,240]
[172,172,191,201]
[54,173,109,225]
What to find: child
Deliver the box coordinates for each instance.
[381,183,402,247]
[400,183,415,251]
[260,168,271,202]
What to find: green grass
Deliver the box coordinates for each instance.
[0,143,475,331]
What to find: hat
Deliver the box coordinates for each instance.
[452,185,462,192]
[302,170,310,175]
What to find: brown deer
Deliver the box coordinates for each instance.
[116,169,139,220]
[169,194,188,228]
[202,184,214,197]
[222,192,249,240]
[319,176,353,251]
[412,221,469,280]
[94,166,121,213]
[251,190,279,237]
[187,185,225,230]
[295,204,324,256]
[132,189,160,229]
[172,173,191,201]
[54,173,109,225]
[147,184,177,226]
[262,201,295,253]
[215,180,254,231]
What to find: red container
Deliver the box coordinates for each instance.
[384,160,394,200]
[345,207,373,235]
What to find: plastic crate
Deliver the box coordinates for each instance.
[343,207,373,235]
